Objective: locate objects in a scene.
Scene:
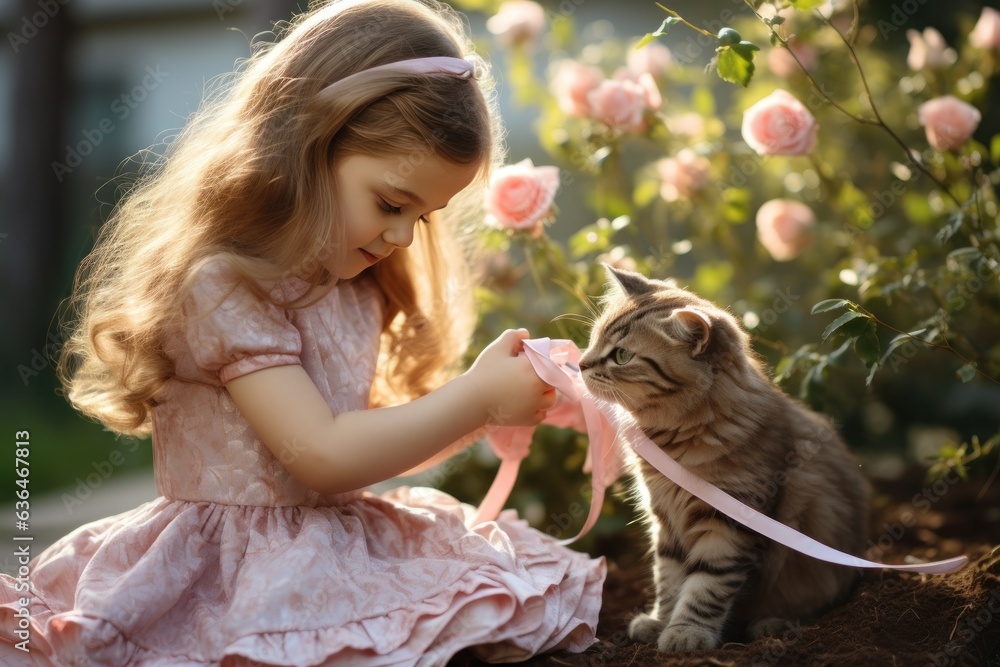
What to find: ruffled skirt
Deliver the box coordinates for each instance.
[0,487,605,666]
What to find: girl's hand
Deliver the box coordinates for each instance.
[464,329,557,428]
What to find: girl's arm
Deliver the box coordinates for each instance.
[396,427,488,477]
[225,329,555,494]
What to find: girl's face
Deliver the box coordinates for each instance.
[329,152,480,280]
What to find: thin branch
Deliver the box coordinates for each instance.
[816,10,964,209]
[741,0,874,124]
[655,2,715,38]
[750,334,793,355]
[854,304,1000,385]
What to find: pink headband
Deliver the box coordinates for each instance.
[318,56,477,99]
[361,56,476,78]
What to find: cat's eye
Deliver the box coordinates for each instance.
[613,348,634,365]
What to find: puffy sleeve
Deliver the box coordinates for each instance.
[182,260,303,385]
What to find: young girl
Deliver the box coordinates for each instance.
[0,0,606,664]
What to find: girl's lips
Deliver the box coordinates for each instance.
[360,249,380,264]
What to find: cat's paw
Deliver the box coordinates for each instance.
[748,617,795,639]
[627,613,666,644]
[656,623,720,652]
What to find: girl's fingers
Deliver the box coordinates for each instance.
[500,328,530,354]
[541,387,557,409]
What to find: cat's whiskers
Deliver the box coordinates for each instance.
[551,312,596,328]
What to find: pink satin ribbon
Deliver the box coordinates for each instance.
[472,338,968,574]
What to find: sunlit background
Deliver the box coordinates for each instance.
[1,0,996,570]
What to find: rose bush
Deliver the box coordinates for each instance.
[447,0,1000,543]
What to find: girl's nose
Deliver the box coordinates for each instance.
[383,219,415,249]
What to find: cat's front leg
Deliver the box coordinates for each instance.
[628,529,687,643]
[657,526,757,652]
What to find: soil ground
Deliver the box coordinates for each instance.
[452,467,1000,667]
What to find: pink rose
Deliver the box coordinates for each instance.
[657,149,711,202]
[741,89,818,156]
[550,60,604,117]
[587,74,661,131]
[906,28,956,70]
[484,158,560,232]
[755,199,816,261]
[627,41,673,78]
[970,7,1000,51]
[766,39,817,78]
[486,1,546,47]
[917,96,982,151]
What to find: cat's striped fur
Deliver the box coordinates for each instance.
[580,266,870,652]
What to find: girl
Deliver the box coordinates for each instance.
[0,0,606,664]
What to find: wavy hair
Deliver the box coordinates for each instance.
[57,0,505,436]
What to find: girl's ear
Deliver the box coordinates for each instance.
[603,263,655,299]
[668,306,713,357]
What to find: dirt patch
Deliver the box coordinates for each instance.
[451,469,1000,666]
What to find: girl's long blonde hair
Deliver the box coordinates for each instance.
[58,0,505,436]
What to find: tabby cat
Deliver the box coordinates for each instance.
[579,266,870,652]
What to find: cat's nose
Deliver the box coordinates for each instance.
[578,358,593,371]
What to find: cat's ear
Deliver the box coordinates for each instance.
[603,264,655,299]
[668,307,713,356]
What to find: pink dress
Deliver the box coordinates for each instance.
[0,261,605,666]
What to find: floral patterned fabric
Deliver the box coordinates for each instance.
[0,260,605,666]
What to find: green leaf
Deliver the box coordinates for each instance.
[716,41,759,87]
[633,179,661,209]
[774,343,816,383]
[936,211,964,245]
[957,363,977,383]
[821,311,868,342]
[880,329,928,364]
[791,0,827,8]
[636,33,657,49]
[827,339,853,366]
[638,16,680,48]
[721,188,750,223]
[854,321,881,367]
[841,314,872,339]
[811,299,852,314]
[802,358,828,408]
[946,247,983,267]
[991,134,1000,165]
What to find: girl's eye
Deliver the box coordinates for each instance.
[378,198,402,215]
[379,198,430,224]
[613,348,634,365]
